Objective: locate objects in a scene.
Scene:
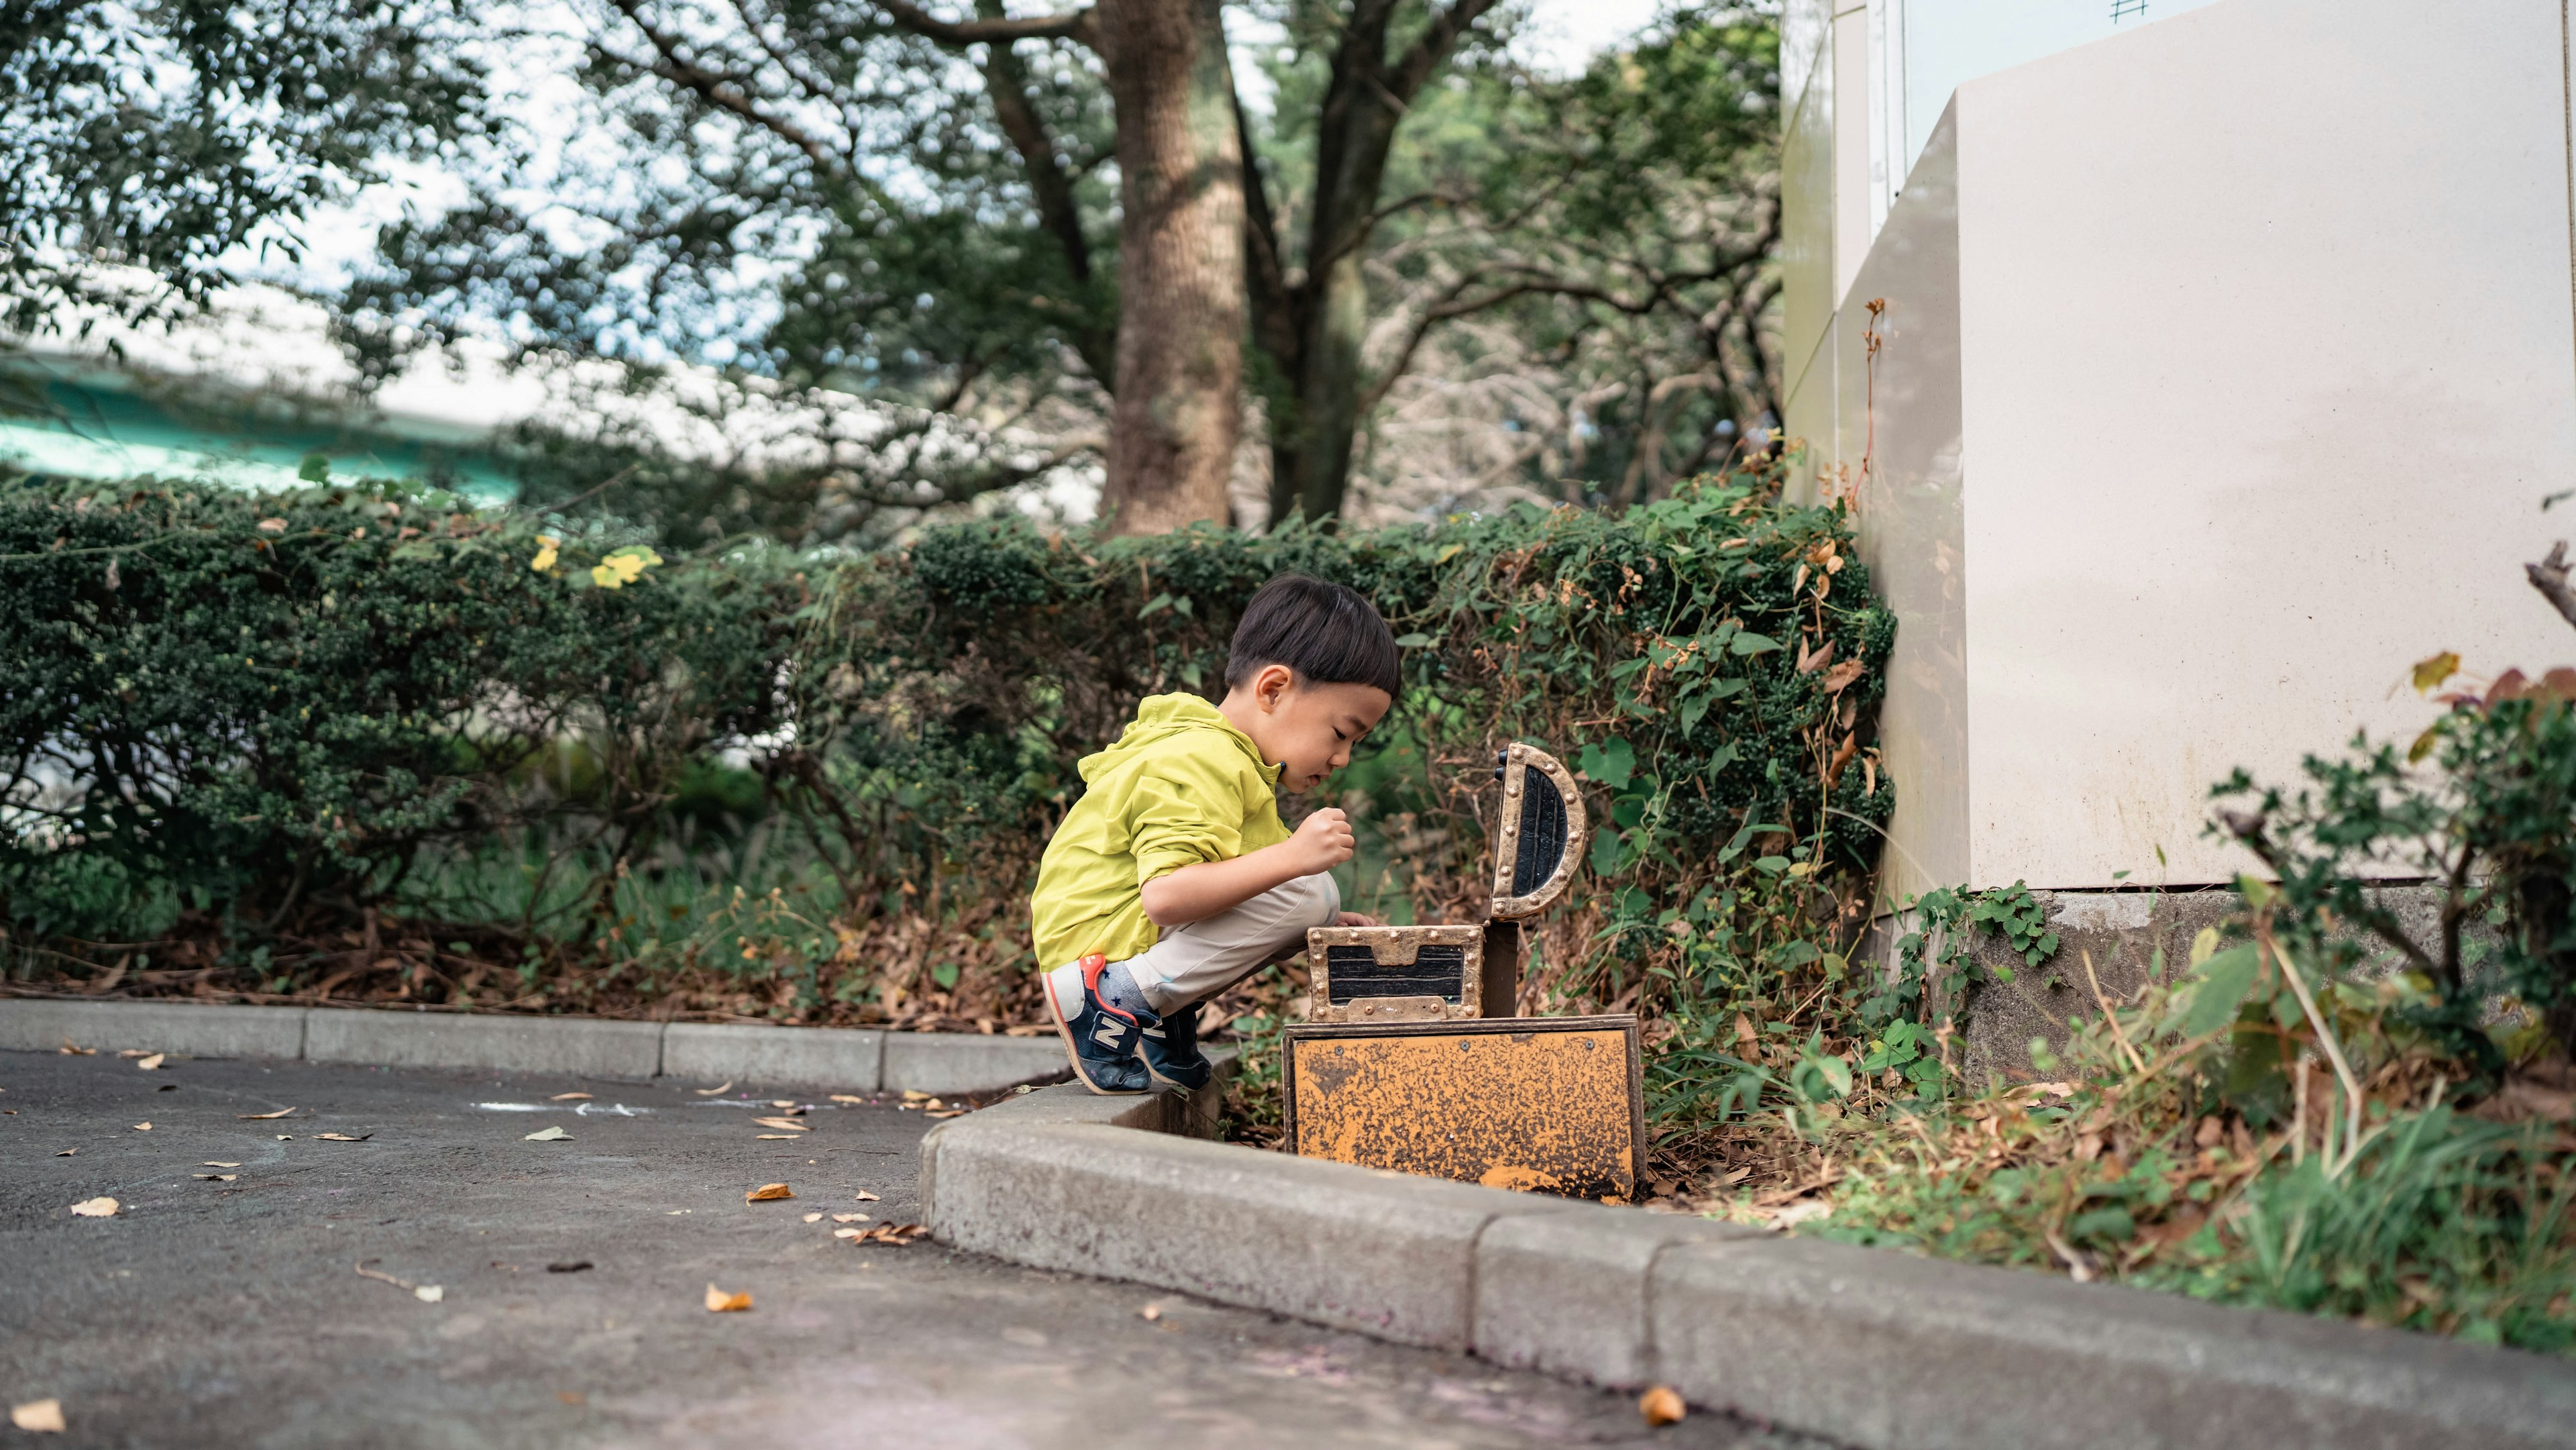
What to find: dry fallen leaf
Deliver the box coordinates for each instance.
[769,1100,796,1109]
[828,1094,867,1105]
[414,1285,445,1303]
[1140,1304,1162,1322]
[551,1092,592,1102]
[853,1190,881,1202]
[192,1174,238,1182]
[10,1398,65,1433]
[1639,1386,1686,1426]
[70,1197,118,1218]
[524,1126,572,1141]
[755,1135,798,1141]
[752,1117,808,1132]
[557,1391,585,1406]
[203,1161,242,1168]
[745,1182,794,1202]
[802,1212,823,1223]
[900,1090,933,1102]
[136,1053,165,1071]
[58,1041,96,1055]
[692,1081,735,1096]
[832,1227,863,1239]
[848,1223,928,1246]
[53,1148,74,1157]
[131,1123,152,1131]
[315,1132,372,1142]
[704,1283,753,1312]
[924,1109,964,1119]
[238,1107,297,1120]
[831,1213,865,1224]
[275,1135,292,1141]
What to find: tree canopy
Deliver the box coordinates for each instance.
[0,0,1783,541]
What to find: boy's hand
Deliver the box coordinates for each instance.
[1335,911,1383,927]
[1285,807,1356,874]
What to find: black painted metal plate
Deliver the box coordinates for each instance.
[1511,776,1568,897]
[1324,944,1467,1005]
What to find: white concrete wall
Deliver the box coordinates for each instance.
[1790,0,2576,894]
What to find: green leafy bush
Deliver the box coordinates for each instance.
[1,460,1891,1032]
[1703,588,2576,1354]
[0,480,791,955]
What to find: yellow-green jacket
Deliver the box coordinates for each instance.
[1029,692,1289,967]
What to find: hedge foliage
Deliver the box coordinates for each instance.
[0,461,1891,1029]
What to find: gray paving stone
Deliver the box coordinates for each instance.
[659,1023,883,1091]
[1472,1206,1761,1388]
[304,1010,663,1080]
[0,999,307,1060]
[1650,1231,2576,1450]
[924,1118,1562,1349]
[880,1032,1067,1096]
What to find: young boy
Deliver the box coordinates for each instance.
[1034,574,1399,1094]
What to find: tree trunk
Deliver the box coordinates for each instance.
[1269,37,1399,529]
[1091,0,1244,534]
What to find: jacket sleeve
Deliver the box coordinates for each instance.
[1126,747,1248,885]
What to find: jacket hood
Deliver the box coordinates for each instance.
[1081,693,1279,785]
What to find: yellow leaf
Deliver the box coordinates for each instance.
[69,1197,117,1218]
[2411,651,2461,692]
[2408,724,2442,764]
[745,1182,794,1202]
[1639,1386,1686,1426]
[704,1283,753,1312]
[590,546,661,590]
[11,1398,66,1432]
[531,537,559,573]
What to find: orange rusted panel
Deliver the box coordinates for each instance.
[1282,1016,1644,1202]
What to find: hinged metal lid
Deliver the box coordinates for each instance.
[1489,742,1587,921]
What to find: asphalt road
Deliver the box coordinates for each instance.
[0,1049,1839,1450]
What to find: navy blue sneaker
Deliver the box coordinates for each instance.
[1138,1000,1214,1092]
[1044,954,1153,1095]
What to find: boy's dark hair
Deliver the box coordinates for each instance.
[1224,574,1401,699]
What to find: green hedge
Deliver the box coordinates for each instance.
[0,462,1890,1027]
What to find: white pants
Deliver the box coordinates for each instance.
[1114,872,1340,1014]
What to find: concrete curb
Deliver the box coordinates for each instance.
[920,1089,2576,1450]
[0,998,1068,1096]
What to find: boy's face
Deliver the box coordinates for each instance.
[1234,666,1393,792]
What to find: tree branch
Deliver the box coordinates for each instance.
[873,0,1092,47]
[598,1,845,172]
[1385,0,1505,106]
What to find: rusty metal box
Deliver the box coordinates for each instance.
[1282,1015,1645,1202]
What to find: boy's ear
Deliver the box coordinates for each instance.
[1253,662,1297,709]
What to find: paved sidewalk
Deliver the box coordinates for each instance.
[0,1051,1836,1449]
